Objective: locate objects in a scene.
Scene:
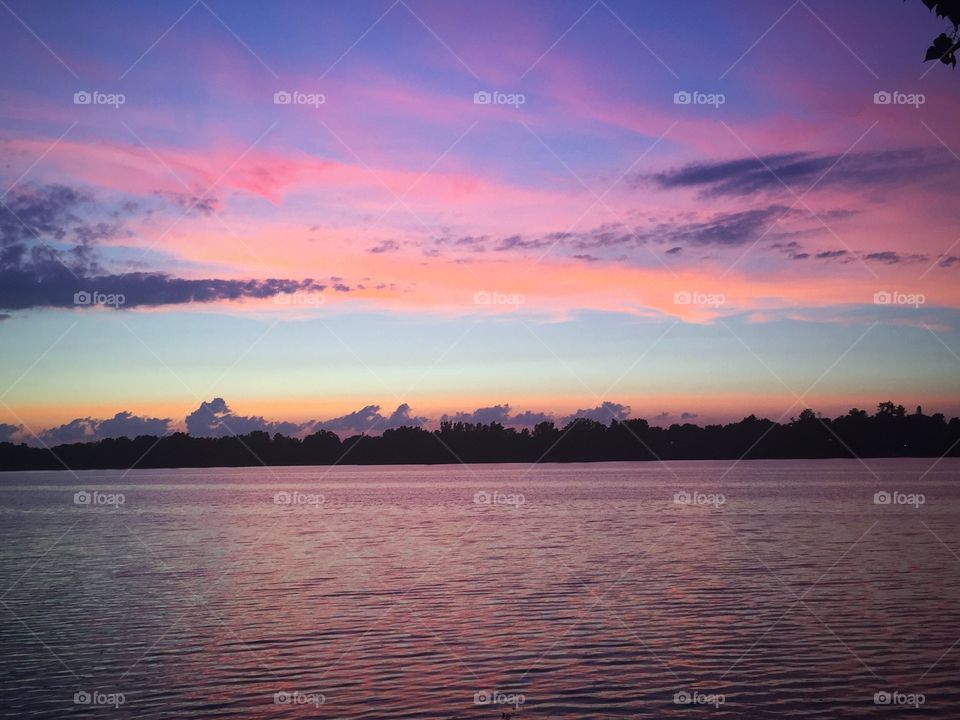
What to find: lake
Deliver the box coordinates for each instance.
[1,459,958,718]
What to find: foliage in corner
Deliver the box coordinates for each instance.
[912,0,960,67]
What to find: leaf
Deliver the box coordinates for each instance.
[933,0,960,26]
[924,32,957,63]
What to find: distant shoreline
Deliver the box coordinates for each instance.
[2,402,957,472]
[0,456,956,476]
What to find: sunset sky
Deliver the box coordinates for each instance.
[1,0,959,442]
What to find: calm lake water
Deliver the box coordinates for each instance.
[1,459,959,718]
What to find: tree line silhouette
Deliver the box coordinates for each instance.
[912,0,960,68]
[0,402,958,471]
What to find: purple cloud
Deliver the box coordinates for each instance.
[563,401,631,424]
[0,423,21,443]
[185,398,304,438]
[441,404,553,427]
[40,411,172,444]
[0,184,343,310]
[644,149,951,197]
[315,403,427,434]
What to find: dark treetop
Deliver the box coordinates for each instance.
[1,402,958,471]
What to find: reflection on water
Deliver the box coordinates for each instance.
[1,459,959,718]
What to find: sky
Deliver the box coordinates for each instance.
[1,0,959,443]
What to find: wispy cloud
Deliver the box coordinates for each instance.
[643,149,952,197]
[0,184,346,310]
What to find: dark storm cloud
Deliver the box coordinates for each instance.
[643,149,950,197]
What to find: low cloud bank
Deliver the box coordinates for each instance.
[3,399,708,446]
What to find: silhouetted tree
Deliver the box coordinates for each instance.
[1,401,958,470]
[910,0,960,67]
